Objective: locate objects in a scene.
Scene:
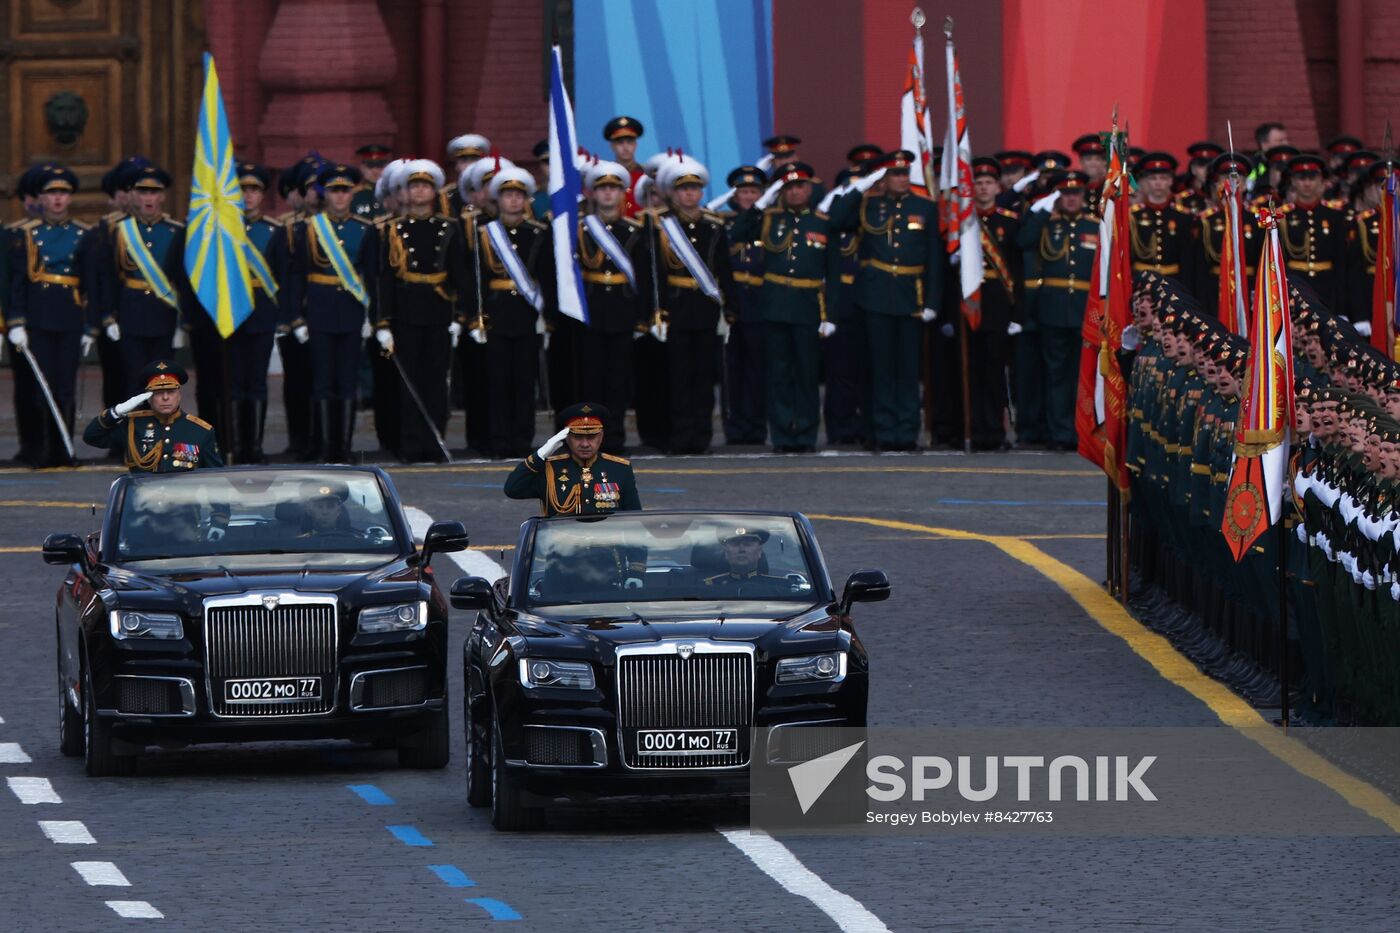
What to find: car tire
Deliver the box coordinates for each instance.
[58,675,83,758]
[464,694,491,808]
[83,666,134,777]
[490,719,542,831]
[397,706,450,769]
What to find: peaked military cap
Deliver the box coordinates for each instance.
[604,116,644,141]
[38,164,78,193]
[129,165,173,190]
[138,360,188,392]
[557,402,609,435]
[727,165,767,189]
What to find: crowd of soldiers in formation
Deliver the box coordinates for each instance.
[1127,265,1400,726]
[2,118,1395,471]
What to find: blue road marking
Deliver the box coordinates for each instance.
[428,865,476,887]
[347,784,395,805]
[386,825,433,846]
[466,897,522,921]
[936,498,1107,507]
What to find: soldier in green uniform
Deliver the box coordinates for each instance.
[82,360,222,471]
[718,165,769,446]
[504,402,641,516]
[701,526,792,597]
[729,162,839,452]
[826,150,943,450]
[1130,153,1197,299]
[1016,170,1099,449]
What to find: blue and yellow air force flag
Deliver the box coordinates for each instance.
[185,52,255,338]
[548,44,589,324]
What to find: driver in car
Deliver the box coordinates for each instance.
[142,500,205,552]
[299,481,356,539]
[702,527,792,596]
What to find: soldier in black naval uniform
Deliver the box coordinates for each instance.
[375,159,471,463]
[969,157,1023,449]
[718,165,769,445]
[1281,153,1350,319]
[504,402,641,515]
[473,166,555,458]
[652,156,735,454]
[83,360,222,471]
[284,163,380,463]
[1130,152,1197,299]
[4,164,49,466]
[701,526,791,596]
[577,161,650,454]
[5,165,93,466]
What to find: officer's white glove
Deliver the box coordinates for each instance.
[817,186,846,214]
[293,325,310,344]
[448,321,462,348]
[81,334,96,358]
[755,179,784,211]
[649,322,669,343]
[172,328,187,350]
[756,154,776,172]
[7,325,28,351]
[919,308,937,323]
[469,326,487,345]
[114,391,153,417]
[1007,321,1024,336]
[105,322,121,343]
[818,321,836,338]
[706,189,737,212]
[375,328,395,354]
[716,315,731,343]
[1031,190,1060,213]
[1012,170,1041,193]
[206,526,226,543]
[851,167,888,194]
[536,427,570,460]
[940,322,955,338]
[1354,320,1373,337]
[360,319,372,340]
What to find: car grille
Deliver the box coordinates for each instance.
[617,650,753,769]
[205,601,337,717]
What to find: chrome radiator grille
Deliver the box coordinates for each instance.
[205,601,337,717]
[617,650,753,769]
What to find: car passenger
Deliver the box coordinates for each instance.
[298,481,356,540]
[702,527,793,596]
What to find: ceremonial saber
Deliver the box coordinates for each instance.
[385,350,453,463]
[21,346,76,462]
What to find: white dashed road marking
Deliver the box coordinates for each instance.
[106,901,163,919]
[72,862,131,887]
[404,506,507,581]
[0,742,31,763]
[38,820,96,844]
[7,776,61,804]
[720,829,890,933]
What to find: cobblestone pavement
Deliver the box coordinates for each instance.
[0,448,1396,931]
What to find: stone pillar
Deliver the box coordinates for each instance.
[418,0,446,160]
[257,0,398,167]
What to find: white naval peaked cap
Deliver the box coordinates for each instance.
[447,133,491,158]
[586,160,630,191]
[376,157,413,200]
[657,155,709,194]
[632,175,655,206]
[462,155,515,198]
[489,165,537,199]
[643,150,681,178]
[402,158,446,189]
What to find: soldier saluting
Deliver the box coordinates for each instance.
[83,360,222,471]
[505,402,641,515]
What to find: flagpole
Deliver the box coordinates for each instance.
[1277,516,1289,730]
[1106,479,1118,597]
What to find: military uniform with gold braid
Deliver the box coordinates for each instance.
[968,157,1023,449]
[1345,160,1394,323]
[504,404,642,515]
[1129,153,1196,296]
[1279,154,1350,318]
[82,361,222,472]
[719,165,770,446]
[1190,153,1262,318]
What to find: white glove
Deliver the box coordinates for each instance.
[649,322,669,343]
[817,185,846,214]
[360,319,372,340]
[448,321,462,348]
[706,189,737,211]
[716,316,731,343]
[375,328,394,353]
[851,167,888,194]
[940,323,955,338]
[1031,191,1060,213]
[756,153,776,172]
[536,427,570,460]
[633,330,645,340]
[105,322,121,342]
[919,308,937,323]
[1354,320,1373,337]
[469,326,487,345]
[1012,170,1041,193]
[172,328,187,350]
[755,179,784,211]
[206,526,226,543]
[114,391,152,417]
[818,321,836,338]
[293,325,310,344]
[7,325,29,350]
[1007,321,1024,336]
[81,334,96,358]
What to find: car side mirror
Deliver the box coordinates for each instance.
[450,575,495,611]
[421,520,469,565]
[840,569,890,614]
[43,532,87,567]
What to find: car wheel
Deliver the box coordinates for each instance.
[83,666,134,777]
[464,694,491,808]
[490,719,542,831]
[58,675,83,758]
[397,706,450,769]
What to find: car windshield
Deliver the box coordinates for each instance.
[524,513,817,608]
[115,470,402,561]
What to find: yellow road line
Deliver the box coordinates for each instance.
[809,513,1400,834]
[0,546,39,554]
[0,499,103,509]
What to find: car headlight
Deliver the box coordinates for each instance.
[518,658,595,690]
[357,601,427,634]
[774,651,847,684]
[109,610,184,641]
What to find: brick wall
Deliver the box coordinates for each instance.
[443,0,547,165]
